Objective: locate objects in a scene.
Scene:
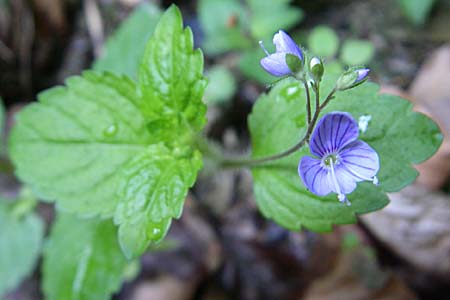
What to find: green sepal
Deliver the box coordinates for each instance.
[286,53,303,74]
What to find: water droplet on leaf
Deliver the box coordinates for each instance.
[150,227,161,238]
[103,123,118,137]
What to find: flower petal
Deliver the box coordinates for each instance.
[332,164,358,194]
[338,140,380,181]
[310,112,359,157]
[260,53,292,77]
[273,30,303,61]
[355,68,370,83]
[298,156,333,196]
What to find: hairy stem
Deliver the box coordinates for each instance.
[319,87,336,110]
[303,80,311,124]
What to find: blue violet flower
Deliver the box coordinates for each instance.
[298,112,379,205]
[259,30,304,77]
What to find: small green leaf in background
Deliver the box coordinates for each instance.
[93,2,162,78]
[249,76,441,231]
[0,97,5,154]
[43,213,127,300]
[0,199,44,297]
[199,0,251,55]
[397,0,436,26]
[308,26,340,58]
[239,45,277,84]
[340,39,375,66]
[247,0,303,39]
[324,60,344,74]
[204,66,237,105]
[10,5,207,258]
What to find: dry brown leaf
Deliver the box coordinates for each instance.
[31,0,67,34]
[362,185,450,278]
[131,276,196,300]
[303,229,417,300]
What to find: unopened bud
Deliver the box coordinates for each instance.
[336,68,370,91]
[309,57,324,83]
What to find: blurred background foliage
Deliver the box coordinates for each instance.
[1,0,450,300]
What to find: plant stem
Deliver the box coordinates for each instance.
[303,80,311,124]
[220,136,309,168]
[319,87,336,110]
[212,86,337,169]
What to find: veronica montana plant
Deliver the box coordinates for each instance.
[5,5,441,300]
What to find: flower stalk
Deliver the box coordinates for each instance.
[215,87,337,169]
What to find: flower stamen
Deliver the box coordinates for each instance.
[259,41,270,56]
[341,164,379,186]
[329,159,350,206]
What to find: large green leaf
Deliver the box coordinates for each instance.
[0,200,44,297]
[10,6,207,257]
[9,72,150,217]
[43,213,127,300]
[249,76,441,231]
[93,2,162,78]
[114,144,202,258]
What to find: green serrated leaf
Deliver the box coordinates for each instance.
[247,0,303,39]
[199,0,251,55]
[0,97,4,154]
[43,213,127,300]
[249,76,441,231]
[308,26,340,58]
[10,6,206,220]
[0,200,44,297]
[10,5,207,258]
[9,71,151,217]
[340,39,375,66]
[114,144,202,258]
[139,5,207,142]
[397,0,436,26]
[93,2,162,78]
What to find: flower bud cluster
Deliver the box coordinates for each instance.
[259,30,370,90]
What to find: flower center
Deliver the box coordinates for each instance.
[322,154,339,167]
